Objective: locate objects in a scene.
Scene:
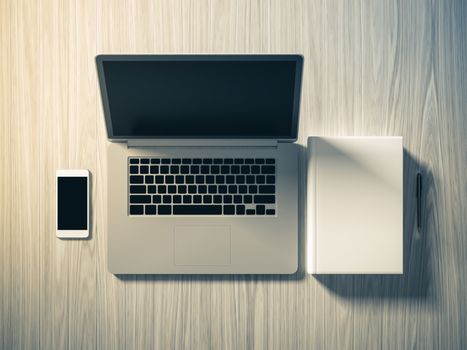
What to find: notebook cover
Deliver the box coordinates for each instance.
[306,137,403,274]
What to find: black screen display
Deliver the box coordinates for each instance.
[101,59,299,138]
[57,177,88,230]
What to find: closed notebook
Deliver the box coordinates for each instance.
[307,137,403,274]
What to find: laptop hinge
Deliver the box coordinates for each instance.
[127,139,279,148]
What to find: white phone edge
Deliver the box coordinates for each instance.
[56,169,90,238]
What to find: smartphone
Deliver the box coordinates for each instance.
[56,169,90,238]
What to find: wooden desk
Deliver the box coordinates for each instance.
[1,0,466,349]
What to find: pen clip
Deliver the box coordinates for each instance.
[416,173,422,230]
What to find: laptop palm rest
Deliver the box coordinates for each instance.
[174,226,231,266]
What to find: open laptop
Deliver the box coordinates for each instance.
[96,54,303,274]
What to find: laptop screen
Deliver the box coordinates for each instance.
[97,55,303,139]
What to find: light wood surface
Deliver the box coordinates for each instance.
[1,0,466,349]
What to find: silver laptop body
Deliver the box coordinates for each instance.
[96,55,303,274]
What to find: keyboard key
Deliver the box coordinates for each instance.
[182,158,191,164]
[213,195,222,203]
[147,185,157,194]
[195,175,204,184]
[213,158,223,164]
[130,166,138,174]
[145,175,154,184]
[202,159,213,164]
[236,205,245,215]
[181,166,190,174]
[140,165,149,174]
[256,175,265,184]
[193,158,202,164]
[160,165,169,174]
[211,165,220,174]
[224,195,232,204]
[130,195,151,204]
[224,205,235,215]
[172,158,181,164]
[153,195,161,203]
[259,185,275,194]
[266,175,275,184]
[246,209,255,215]
[183,195,192,204]
[216,175,225,184]
[208,185,217,194]
[175,175,184,184]
[234,195,242,204]
[186,175,195,184]
[130,175,144,184]
[161,158,170,164]
[178,185,187,194]
[140,158,150,164]
[228,185,237,194]
[224,158,233,164]
[256,205,265,215]
[251,165,260,174]
[201,165,210,174]
[193,195,202,203]
[254,195,275,204]
[218,185,227,194]
[173,205,222,215]
[130,205,143,215]
[191,166,200,174]
[203,195,212,204]
[188,185,197,194]
[244,195,252,204]
[129,158,139,164]
[163,195,171,203]
[226,175,235,184]
[130,185,146,194]
[173,195,182,204]
[261,165,275,174]
[234,158,244,164]
[155,175,164,184]
[158,205,171,215]
[246,175,255,184]
[266,158,275,164]
[157,185,167,194]
[221,165,230,174]
[231,165,240,174]
[266,209,275,215]
[145,205,157,215]
[168,185,176,194]
[238,185,247,194]
[170,165,179,174]
[198,185,207,194]
[165,175,174,184]
[249,185,258,194]
[241,165,250,174]
[236,175,245,184]
[150,158,160,164]
[245,158,254,164]
[255,159,265,164]
[205,175,215,184]
[150,165,159,174]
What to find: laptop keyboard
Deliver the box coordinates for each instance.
[128,157,277,216]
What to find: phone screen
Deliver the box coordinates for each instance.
[57,177,88,230]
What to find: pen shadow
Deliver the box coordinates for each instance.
[315,149,434,299]
[116,143,309,283]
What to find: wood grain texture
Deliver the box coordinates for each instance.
[1,0,466,349]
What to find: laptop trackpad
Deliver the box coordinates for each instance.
[174,226,231,266]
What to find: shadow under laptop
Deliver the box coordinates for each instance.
[116,144,309,283]
[315,149,434,299]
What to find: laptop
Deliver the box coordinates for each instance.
[96,54,303,274]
